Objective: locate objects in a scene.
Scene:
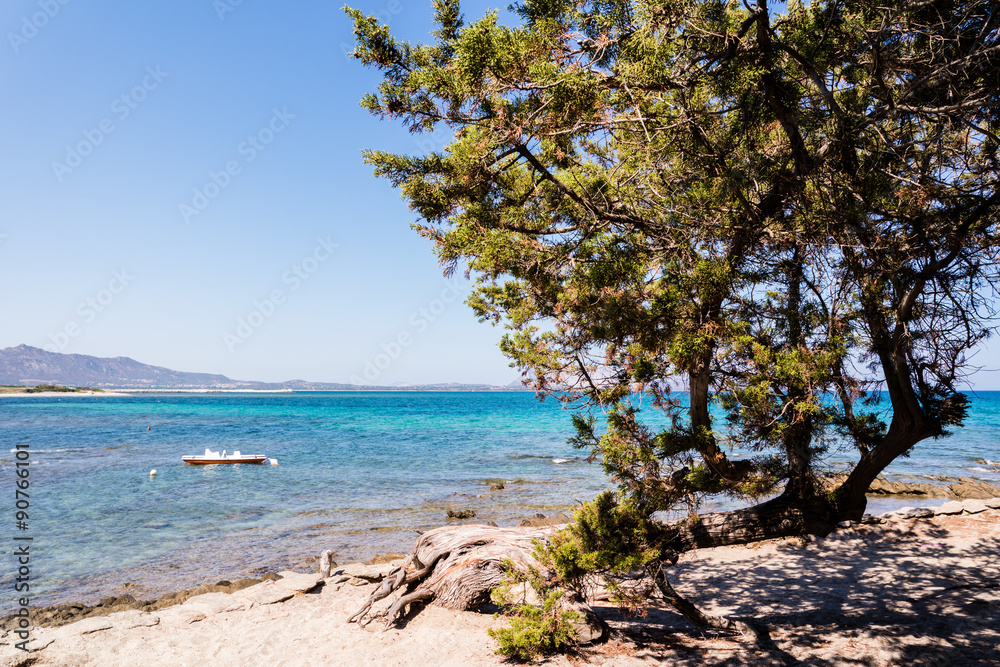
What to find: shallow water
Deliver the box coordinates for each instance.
[1,391,997,606]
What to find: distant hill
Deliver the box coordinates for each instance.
[0,345,245,388]
[0,345,524,391]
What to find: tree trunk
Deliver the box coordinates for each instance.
[656,489,845,555]
[348,472,903,638]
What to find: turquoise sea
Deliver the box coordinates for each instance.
[2,391,998,607]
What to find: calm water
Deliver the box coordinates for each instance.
[1,391,998,607]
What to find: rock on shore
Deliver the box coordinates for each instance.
[824,473,1000,499]
[3,502,998,666]
[0,576,277,633]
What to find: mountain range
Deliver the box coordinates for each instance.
[0,345,524,391]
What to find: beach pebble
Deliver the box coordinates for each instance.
[899,508,935,519]
[837,520,854,529]
[934,501,966,516]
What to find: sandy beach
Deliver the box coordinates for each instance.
[3,499,998,666]
[0,391,130,398]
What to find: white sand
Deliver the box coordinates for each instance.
[0,391,128,398]
[4,505,998,666]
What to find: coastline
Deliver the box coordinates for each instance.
[4,390,997,642]
[4,500,998,666]
[0,390,129,398]
[8,477,997,612]
[14,479,999,612]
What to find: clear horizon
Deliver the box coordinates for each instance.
[3,1,999,389]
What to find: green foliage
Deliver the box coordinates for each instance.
[351,0,998,591]
[542,492,663,582]
[25,384,82,393]
[488,559,579,661]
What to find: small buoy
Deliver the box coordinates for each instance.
[269,458,279,466]
[149,469,157,476]
[147,426,151,431]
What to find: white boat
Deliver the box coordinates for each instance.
[182,448,267,465]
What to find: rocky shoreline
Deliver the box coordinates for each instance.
[0,552,411,633]
[1,487,992,642]
[824,473,1000,500]
[0,513,581,633]
[2,498,998,666]
[0,483,990,636]
[0,576,275,633]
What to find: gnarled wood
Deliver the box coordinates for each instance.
[346,522,763,644]
[347,524,559,627]
[409,524,559,610]
[347,523,608,642]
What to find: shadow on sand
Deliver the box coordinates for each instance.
[582,513,999,666]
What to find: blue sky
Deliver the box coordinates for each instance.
[1,0,522,385]
[2,1,999,388]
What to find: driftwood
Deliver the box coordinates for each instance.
[319,550,336,579]
[346,524,606,642]
[346,522,760,644]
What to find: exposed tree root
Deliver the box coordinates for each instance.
[382,589,435,630]
[347,524,597,631]
[347,555,414,624]
[347,523,756,645]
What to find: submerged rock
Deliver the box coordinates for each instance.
[519,512,571,527]
[363,552,404,565]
